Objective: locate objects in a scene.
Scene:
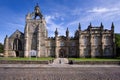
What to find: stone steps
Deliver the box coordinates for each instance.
[52,58,69,64]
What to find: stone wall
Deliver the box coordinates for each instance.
[0,60,48,64]
[69,60,120,65]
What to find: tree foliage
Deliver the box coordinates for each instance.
[0,43,4,53]
[115,34,120,48]
[115,33,120,57]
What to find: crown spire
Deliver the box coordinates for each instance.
[34,3,43,19]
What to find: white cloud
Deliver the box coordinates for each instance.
[45,15,66,37]
[45,15,55,23]
[88,7,119,13]
[65,6,120,32]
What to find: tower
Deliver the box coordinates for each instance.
[24,23,29,57]
[34,3,43,19]
[111,22,116,57]
[54,28,59,57]
[78,23,81,31]
[88,23,92,57]
[4,35,9,57]
[24,4,47,57]
[78,23,81,57]
[100,22,104,57]
[55,28,58,37]
[66,27,69,38]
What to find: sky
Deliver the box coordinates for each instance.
[0,0,120,43]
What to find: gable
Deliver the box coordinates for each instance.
[9,30,24,39]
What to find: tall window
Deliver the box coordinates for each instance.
[60,42,65,46]
[83,36,87,45]
[95,48,100,56]
[13,38,22,50]
[94,36,98,45]
[105,36,110,45]
[84,48,88,55]
[104,48,110,56]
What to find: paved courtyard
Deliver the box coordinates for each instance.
[0,65,120,80]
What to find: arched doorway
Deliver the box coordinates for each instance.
[59,49,66,58]
[13,38,22,57]
[15,51,19,57]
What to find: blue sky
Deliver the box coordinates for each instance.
[0,0,120,43]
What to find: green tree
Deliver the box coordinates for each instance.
[115,33,120,57]
[0,43,4,53]
[115,34,120,47]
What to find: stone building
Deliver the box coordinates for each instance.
[4,4,116,58]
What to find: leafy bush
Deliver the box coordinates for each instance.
[0,43,3,53]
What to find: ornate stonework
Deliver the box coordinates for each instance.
[4,4,116,58]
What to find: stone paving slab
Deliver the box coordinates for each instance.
[0,67,120,80]
[0,64,120,68]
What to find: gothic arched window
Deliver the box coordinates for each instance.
[105,36,110,45]
[94,36,98,45]
[13,38,22,50]
[104,48,110,56]
[83,36,87,45]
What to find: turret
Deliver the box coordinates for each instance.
[66,27,69,38]
[4,35,9,57]
[66,27,69,57]
[100,22,104,56]
[34,3,43,19]
[78,23,81,57]
[111,22,114,33]
[88,22,92,30]
[24,23,29,37]
[26,13,31,20]
[100,22,103,32]
[111,22,116,57]
[89,22,92,26]
[37,24,41,57]
[24,23,29,57]
[78,23,81,31]
[55,28,58,57]
[100,22,104,29]
[88,23,92,57]
[55,28,58,37]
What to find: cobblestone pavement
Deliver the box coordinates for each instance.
[0,67,120,80]
[0,64,120,68]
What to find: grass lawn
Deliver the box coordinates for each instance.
[0,57,120,61]
[0,57,54,61]
[68,57,120,61]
